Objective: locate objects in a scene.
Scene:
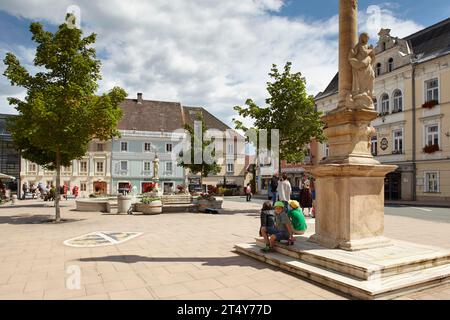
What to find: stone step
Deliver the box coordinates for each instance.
[235,242,450,300]
[254,236,450,281]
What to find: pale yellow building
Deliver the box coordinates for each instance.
[315,18,450,203]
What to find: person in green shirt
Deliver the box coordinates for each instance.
[288,200,307,235]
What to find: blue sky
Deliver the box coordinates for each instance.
[0,0,448,126]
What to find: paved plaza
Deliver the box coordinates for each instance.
[0,198,448,300]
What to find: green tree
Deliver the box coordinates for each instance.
[177,113,221,189]
[3,14,127,222]
[233,62,325,168]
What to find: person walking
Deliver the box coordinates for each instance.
[245,183,252,202]
[277,174,292,211]
[270,173,279,205]
[300,180,313,217]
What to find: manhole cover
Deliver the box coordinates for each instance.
[64,231,143,247]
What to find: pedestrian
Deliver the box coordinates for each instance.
[287,200,307,235]
[277,174,291,211]
[300,180,313,217]
[245,183,252,202]
[270,173,279,205]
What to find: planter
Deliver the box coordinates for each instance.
[117,195,132,214]
[422,100,439,109]
[197,198,223,212]
[135,201,162,215]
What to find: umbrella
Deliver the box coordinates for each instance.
[0,173,16,180]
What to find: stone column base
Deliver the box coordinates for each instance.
[310,163,397,251]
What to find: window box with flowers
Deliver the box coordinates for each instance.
[422,100,439,109]
[423,144,440,154]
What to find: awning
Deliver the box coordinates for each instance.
[0,173,16,180]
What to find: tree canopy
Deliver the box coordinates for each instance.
[233,62,325,164]
[3,14,127,221]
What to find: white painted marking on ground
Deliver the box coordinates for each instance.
[410,207,433,212]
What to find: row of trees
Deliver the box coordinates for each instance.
[3,15,325,221]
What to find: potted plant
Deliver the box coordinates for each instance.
[422,100,439,109]
[196,193,222,212]
[135,193,162,215]
[423,144,440,154]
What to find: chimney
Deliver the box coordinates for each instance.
[137,92,143,104]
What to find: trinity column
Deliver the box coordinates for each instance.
[309,0,397,250]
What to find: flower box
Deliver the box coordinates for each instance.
[422,100,439,109]
[423,144,440,154]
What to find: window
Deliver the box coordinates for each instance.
[166,143,172,152]
[376,63,382,76]
[121,141,128,152]
[120,161,128,172]
[425,172,439,193]
[28,162,37,173]
[371,136,378,156]
[96,143,104,152]
[165,162,173,173]
[393,130,403,154]
[393,90,403,112]
[226,160,234,173]
[323,144,329,158]
[382,42,386,51]
[80,182,87,192]
[388,58,394,72]
[143,161,152,172]
[227,143,234,155]
[144,142,151,152]
[96,161,104,174]
[425,78,439,102]
[62,165,72,174]
[79,161,88,174]
[373,98,378,112]
[425,124,439,147]
[381,94,390,114]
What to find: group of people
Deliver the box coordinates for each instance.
[22,182,79,201]
[259,199,307,252]
[270,173,315,218]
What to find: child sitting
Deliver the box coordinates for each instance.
[259,201,275,248]
[260,201,294,252]
[288,200,308,235]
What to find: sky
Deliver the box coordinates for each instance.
[0,0,449,128]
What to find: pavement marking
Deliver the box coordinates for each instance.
[63,231,143,247]
[410,207,433,212]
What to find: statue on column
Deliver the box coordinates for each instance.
[153,154,159,180]
[347,32,376,110]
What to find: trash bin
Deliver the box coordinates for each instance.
[117,194,132,214]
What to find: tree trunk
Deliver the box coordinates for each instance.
[55,152,61,222]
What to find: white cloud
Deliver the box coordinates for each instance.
[0,0,423,126]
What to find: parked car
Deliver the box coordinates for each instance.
[291,186,301,202]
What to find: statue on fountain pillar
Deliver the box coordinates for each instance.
[347,32,376,110]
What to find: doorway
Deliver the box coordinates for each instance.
[93,181,107,195]
[384,172,401,200]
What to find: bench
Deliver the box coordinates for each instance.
[161,194,194,213]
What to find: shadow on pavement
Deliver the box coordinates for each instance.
[78,254,269,268]
[0,214,84,224]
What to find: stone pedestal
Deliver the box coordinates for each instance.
[310,109,397,250]
[310,164,396,251]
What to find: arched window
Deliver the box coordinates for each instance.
[388,58,394,72]
[393,90,403,112]
[382,42,386,51]
[381,93,390,114]
[376,63,382,76]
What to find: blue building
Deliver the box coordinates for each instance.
[112,94,186,194]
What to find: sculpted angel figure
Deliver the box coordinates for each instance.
[348,32,376,109]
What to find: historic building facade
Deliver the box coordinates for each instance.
[0,114,20,193]
[20,139,112,197]
[315,18,450,202]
